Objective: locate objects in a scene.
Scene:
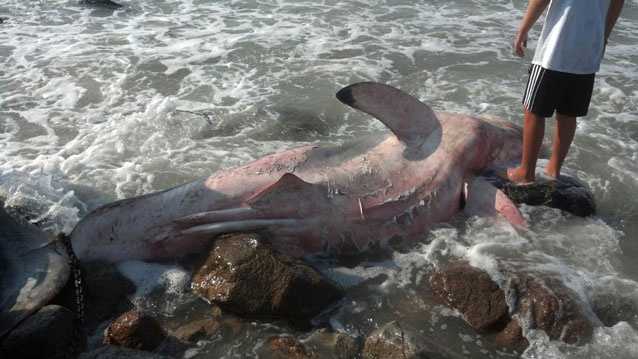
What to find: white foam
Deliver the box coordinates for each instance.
[1,1,638,356]
[523,323,638,359]
[117,260,190,299]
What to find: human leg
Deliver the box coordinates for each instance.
[507,109,546,183]
[509,64,555,184]
[545,113,577,179]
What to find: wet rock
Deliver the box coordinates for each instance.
[304,329,363,359]
[0,305,77,359]
[593,295,638,327]
[53,260,136,331]
[104,310,165,351]
[494,319,528,349]
[192,233,343,324]
[362,321,418,359]
[0,17,8,24]
[335,333,363,359]
[361,321,475,359]
[515,275,594,344]
[167,304,245,342]
[172,316,221,343]
[429,261,595,347]
[483,169,596,217]
[153,337,191,359]
[429,261,509,332]
[263,336,315,359]
[218,315,247,338]
[83,260,136,329]
[79,345,171,359]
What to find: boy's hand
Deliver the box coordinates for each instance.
[514,30,528,57]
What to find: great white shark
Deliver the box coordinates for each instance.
[70,82,526,262]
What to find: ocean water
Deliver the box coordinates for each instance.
[1,0,637,358]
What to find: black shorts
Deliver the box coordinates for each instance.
[522,64,595,118]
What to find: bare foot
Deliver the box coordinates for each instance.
[543,167,559,180]
[506,167,535,185]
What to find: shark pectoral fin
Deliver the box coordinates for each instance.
[173,208,262,228]
[494,189,528,230]
[464,177,527,229]
[247,173,326,214]
[336,82,440,147]
[180,219,304,237]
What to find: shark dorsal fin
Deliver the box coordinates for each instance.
[247,173,324,214]
[336,82,440,147]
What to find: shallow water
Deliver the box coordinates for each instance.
[1,0,638,358]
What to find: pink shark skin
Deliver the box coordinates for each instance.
[70,83,524,262]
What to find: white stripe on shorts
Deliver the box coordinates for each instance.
[528,66,546,111]
[524,65,544,109]
[523,65,539,107]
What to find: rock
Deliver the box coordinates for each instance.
[361,321,475,359]
[191,233,343,324]
[83,260,136,328]
[218,315,247,337]
[153,337,191,359]
[172,317,221,343]
[304,329,363,359]
[335,333,363,359]
[0,305,78,359]
[429,261,509,332]
[592,294,638,327]
[494,319,528,349]
[79,345,171,359]
[104,310,165,351]
[515,275,594,345]
[52,260,136,331]
[482,169,596,217]
[168,306,245,341]
[429,261,594,347]
[0,17,8,24]
[362,321,418,359]
[263,336,314,359]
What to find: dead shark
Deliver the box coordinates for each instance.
[70,82,526,262]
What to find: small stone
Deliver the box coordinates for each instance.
[104,311,165,351]
[304,329,363,359]
[362,321,418,359]
[172,317,221,343]
[495,319,528,349]
[218,315,246,337]
[264,336,314,359]
[335,333,364,359]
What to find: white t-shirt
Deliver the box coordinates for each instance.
[532,0,611,74]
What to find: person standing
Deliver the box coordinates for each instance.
[507,0,625,184]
